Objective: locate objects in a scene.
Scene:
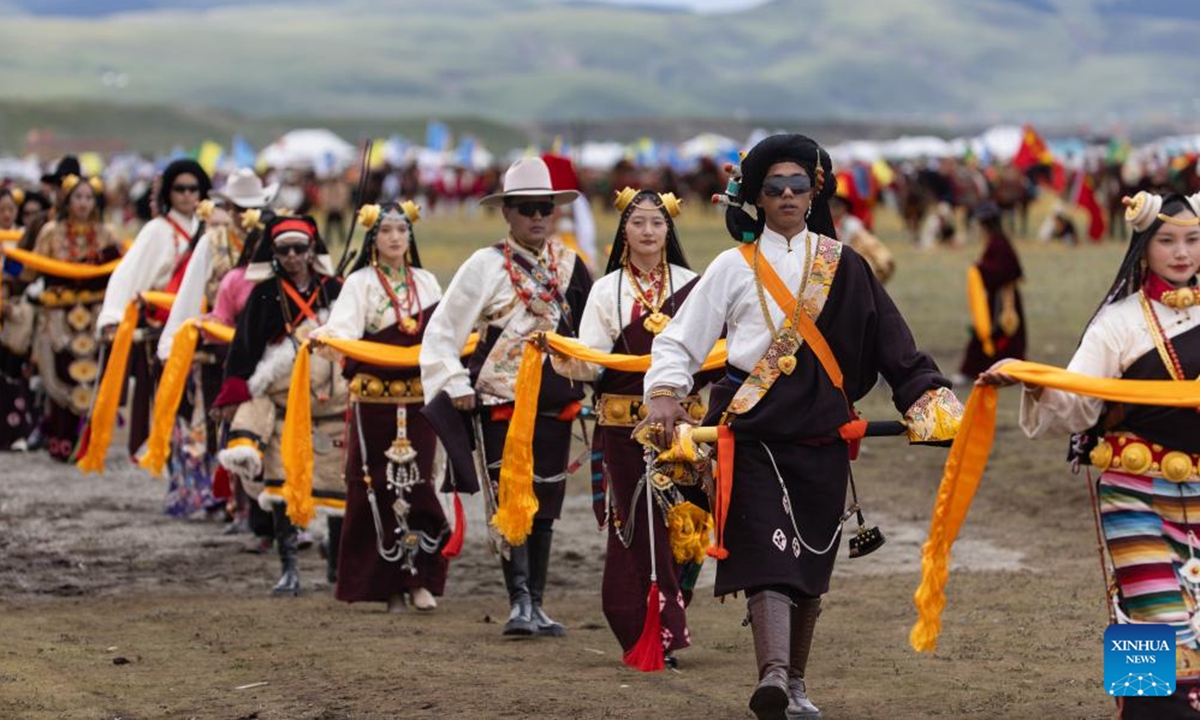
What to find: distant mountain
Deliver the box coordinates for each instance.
[0,0,1196,128]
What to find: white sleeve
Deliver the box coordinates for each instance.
[420,252,493,400]
[1019,314,1120,437]
[551,282,612,382]
[97,220,171,330]
[643,258,728,401]
[313,270,367,342]
[157,233,212,360]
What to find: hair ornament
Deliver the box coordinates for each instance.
[1124,192,1162,232]
[10,188,24,206]
[613,187,638,213]
[357,203,381,229]
[658,192,683,218]
[240,207,263,231]
[196,199,215,221]
[400,200,421,224]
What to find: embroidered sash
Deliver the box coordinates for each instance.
[725,236,842,418]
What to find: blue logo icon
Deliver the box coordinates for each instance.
[1104,624,1175,697]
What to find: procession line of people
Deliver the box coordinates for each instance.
[12,132,1200,720]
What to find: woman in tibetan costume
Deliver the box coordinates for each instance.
[982,191,1200,719]
[550,188,707,664]
[1,187,36,450]
[97,159,210,459]
[154,170,275,518]
[312,201,449,612]
[29,175,123,461]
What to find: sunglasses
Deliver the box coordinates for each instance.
[274,244,310,257]
[172,184,201,194]
[762,175,812,197]
[507,201,555,218]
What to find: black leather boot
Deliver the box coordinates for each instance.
[786,597,822,720]
[270,503,301,597]
[747,590,791,720]
[527,527,565,637]
[501,544,535,636]
[325,515,343,585]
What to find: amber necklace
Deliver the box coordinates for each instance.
[624,254,670,334]
[1139,289,1187,381]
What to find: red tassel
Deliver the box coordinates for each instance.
[441,491,466,559]
[622,581,664,672]
[211,466,232,500]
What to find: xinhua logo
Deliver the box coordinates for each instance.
[1104,624,1175,697]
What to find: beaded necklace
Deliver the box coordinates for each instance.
[624,255,669,334]
[374,264,422,335]
[65,223,99,263]
[503,238,561,317]
[1139,289,1188,381]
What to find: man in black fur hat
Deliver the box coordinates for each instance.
[639,134,963,720]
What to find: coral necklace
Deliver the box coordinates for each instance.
[375,265,422,335]
[503,239,561,317]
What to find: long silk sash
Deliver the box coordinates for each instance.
[910,360,1200,652]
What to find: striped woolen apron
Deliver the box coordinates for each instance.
[1100,470,1200,648]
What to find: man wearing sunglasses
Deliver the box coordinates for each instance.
[213,215,345,597]
[640,134,962,720]
[97,159,212,459]
[421,157,593,638]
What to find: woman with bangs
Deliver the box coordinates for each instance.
[983,191,1200,719]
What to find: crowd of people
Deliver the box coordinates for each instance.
[3,129,1200,719]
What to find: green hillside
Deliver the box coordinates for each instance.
[0,0,1194,128]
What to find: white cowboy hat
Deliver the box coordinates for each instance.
[480,157,580,207]
[210,168,279,208]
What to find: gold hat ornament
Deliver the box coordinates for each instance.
[1124,191,1200,231]
[613,186,683,217]
[60,174,103,196]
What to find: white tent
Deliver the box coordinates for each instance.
[678,132,739,161]
[879,136,954,160]
[577,141,627,171]
[258,129,356,175]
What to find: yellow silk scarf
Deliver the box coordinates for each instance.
[966,265,994,357]
[138,318,235,476]
[2,244,124,279]
[0,229,22,243]
[492,332,728,546]
[76,301,139,473]
[910,360,1200,652]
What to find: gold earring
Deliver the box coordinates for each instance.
[371,245,378,266]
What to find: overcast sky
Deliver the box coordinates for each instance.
[582,0,768,10]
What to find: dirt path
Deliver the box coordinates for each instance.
[0,385,1116,719]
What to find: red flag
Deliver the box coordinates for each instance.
[1013,124,1053,171]
[1071,172,1106,242]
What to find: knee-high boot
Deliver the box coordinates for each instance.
[747,589,791,720]
[271,503,301,596]
[527,527,564,637]
[786,597,822,720]
[500,544,535,635]
[325,515,343,585]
